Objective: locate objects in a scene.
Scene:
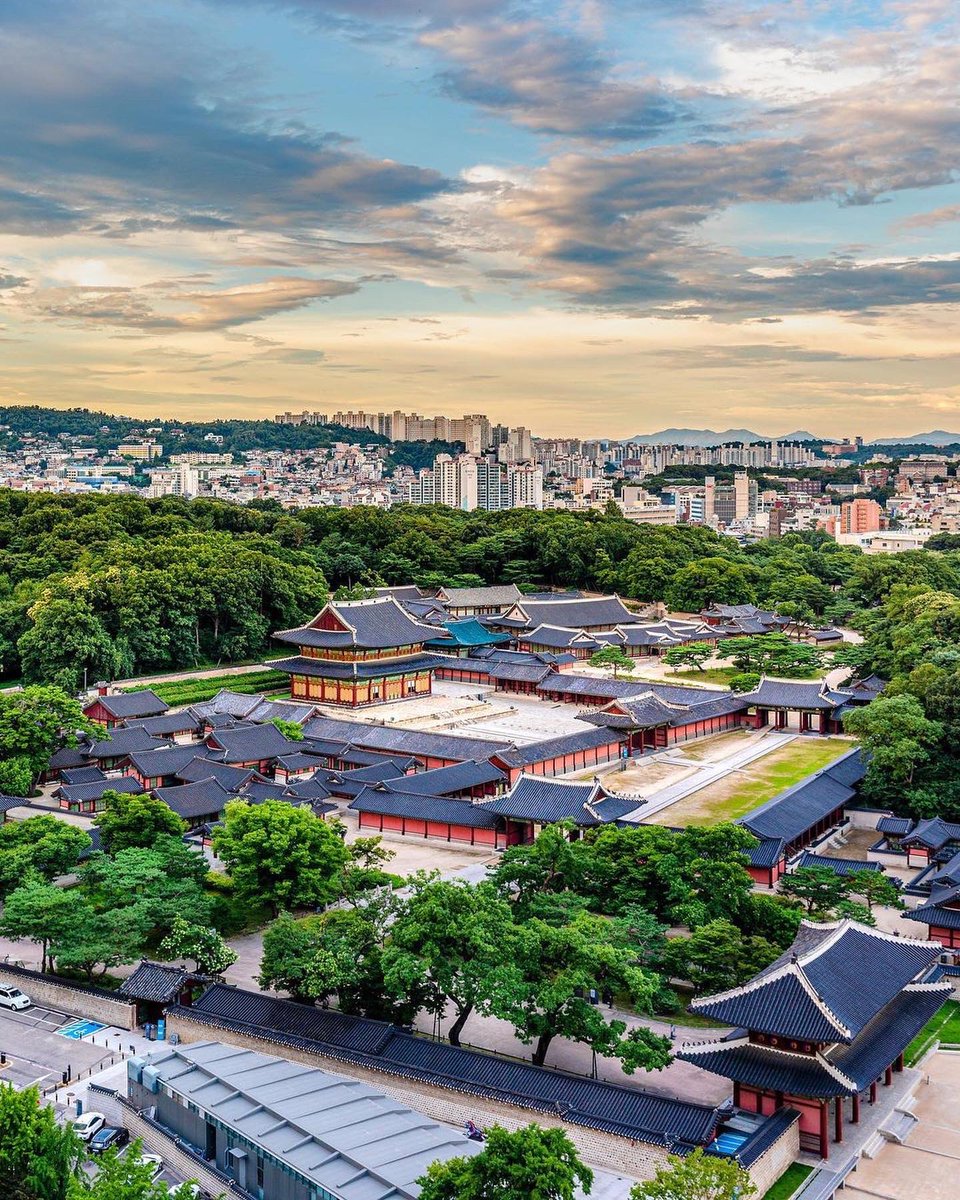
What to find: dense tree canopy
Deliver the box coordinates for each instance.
[0,1082,82,1200]
[416,1125,593,1200]
[212,800,351,916]
[0,492,881,685]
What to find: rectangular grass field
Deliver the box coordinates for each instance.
[656,736,853,827]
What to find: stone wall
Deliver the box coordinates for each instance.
[167,1010,794,1190]
[0,966,137,1030]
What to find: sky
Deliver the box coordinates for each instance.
[2,1,960,438]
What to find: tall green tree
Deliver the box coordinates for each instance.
[663,920,778,996]
[490,913,670,1070]
[416,1124,593,1200]
[588,645,635,678]
[630,1147,756,1200]
[0,875,82,973]
[159,916,238,975]
[0,816,91,897]
[0,686,101,792]
[663,642,713,672]
[68,1138,196,1198]
[779,867,849,918]
[0,1082,82,1200]
[212,800,350,916]
[844,695,944,789]
[381,877,521,1046]
[94,790,186,853]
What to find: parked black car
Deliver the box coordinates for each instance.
[88,1127,129,1154]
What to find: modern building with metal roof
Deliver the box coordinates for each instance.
[128,1039,481,1200]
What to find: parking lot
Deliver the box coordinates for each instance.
[0,1002,129,1092]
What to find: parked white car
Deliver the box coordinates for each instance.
[133,1153,164,1181]
[0,985,31,1011]
[72,1112,106,1143]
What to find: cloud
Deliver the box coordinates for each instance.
[894,204,960,232]
[0,272,28,290]
[0,6,450,243]
[27,276,359,331]
[422,21,688,140]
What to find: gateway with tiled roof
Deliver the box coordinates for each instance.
[481,774,640,832]
[272,596,444,707]
[679,919,949,1159]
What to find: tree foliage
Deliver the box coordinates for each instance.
[0,1082,82,1200]
[94,789,186,853]
[212,800,350,916]
[416,1124,593,1200]
[630,1147,756,1200]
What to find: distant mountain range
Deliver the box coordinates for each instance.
[629,428,819,446]
[868,431,960,446]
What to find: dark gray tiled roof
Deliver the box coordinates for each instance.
[93,690,169,719]
[491,726,625,769]
[271,653,448,680]
[523,625,598,649]
[794,852,883,877]
[691,920,941,1043]
[486,661,556,684]
[482,775,637,826]
[274,598,436,650]
[877,816,914,836]
[302,717,509,763]
[129,743,222,777]
[120,961,200,1003]
[362,759,505,796]
[507,595,635,630]
[739,752,863,844]
[154,777,233,819]
[350,788,504,828]
[207,722,299,763]
[741,678,838,711]
[747,837,785,868]
[124,711,201,736]
[180,984,723,1148]
[315,760,408,798]
[174,758,262,791]
[87,728,168,760]
[60,766,107,785]
[438,584,522,608]
[901,817,960,851]
[681,984,949,1098]
[55,775,144,803]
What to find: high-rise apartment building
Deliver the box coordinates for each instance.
[840,497,883,534]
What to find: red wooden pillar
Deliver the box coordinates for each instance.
[834,1097,843,1144]
[885,1065,893,1086]
[870,1081,878,1104]
[852,1093,860,1124]
[819,1102,829,1160]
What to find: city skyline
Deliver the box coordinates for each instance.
[2,2,960,436]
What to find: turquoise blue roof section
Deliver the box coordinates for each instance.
[426,618,511,648]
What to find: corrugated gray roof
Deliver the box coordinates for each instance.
[140,1040,480,1200]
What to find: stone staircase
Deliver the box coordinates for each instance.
[879,1105,918,1145]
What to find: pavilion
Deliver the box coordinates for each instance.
[271,597,446,707]
[678,919,950,1159]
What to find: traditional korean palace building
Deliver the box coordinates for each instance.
[678,920,950,1160]
[272,597,447,707]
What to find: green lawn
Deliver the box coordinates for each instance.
[905,999,960,1065]
[125,668,290,707]
[661,738,853,827]
[762,1163,813,1200]
[662,666,745,687]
